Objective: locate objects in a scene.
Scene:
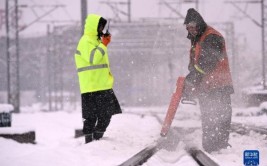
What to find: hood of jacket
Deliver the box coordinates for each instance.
[184,8,207,41]
[83,14,101,41]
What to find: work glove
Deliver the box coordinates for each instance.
[182,71,200,100]
[182,79,196,100]
[101,34,111,47]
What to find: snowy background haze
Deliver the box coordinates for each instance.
[0,0,267,166]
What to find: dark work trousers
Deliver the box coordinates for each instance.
[82,89,121,140]
[198,90,232,153]
[82,111,111,137]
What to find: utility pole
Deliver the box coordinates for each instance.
[226,0,267,89]
[228,22,237,84]
[81,0,87,34]
[6,0,20,113]
[261,0,266,89]
[128,0,131,23]
[15,0,20,113]
[5,0,10,107]
[5,2,66,112]
[47,24,52,111]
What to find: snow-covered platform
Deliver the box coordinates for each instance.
[242,85,267,107]
[0,104,35,143]
[0,127,35,144]
[0,106,266,166]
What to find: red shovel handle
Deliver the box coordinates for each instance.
[160,77,185,137]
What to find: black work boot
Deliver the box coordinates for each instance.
[85,134,93,144]
[93,131,104,140]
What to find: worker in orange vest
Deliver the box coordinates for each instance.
[182,8,234,153]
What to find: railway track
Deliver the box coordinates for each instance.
[118,111,267,166]
[119,131,220,166]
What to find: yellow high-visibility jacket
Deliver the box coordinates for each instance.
[74,14,114,94]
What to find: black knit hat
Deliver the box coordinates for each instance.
[98,17,107,32]
[184,8,207,40]
[184,8,205,25]
[97,17,107,38]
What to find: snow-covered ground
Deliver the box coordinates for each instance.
[0,104,266,166]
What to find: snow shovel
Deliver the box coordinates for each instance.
[160,76,196,137]
[119,76,219,166]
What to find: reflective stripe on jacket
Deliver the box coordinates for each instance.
[193,26,233,93]
[74,14,114,93]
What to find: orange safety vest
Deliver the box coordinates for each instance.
[193,26,233,93]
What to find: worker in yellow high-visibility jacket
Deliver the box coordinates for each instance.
[74,14,121,144]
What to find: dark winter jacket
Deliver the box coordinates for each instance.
[184,8,234,95]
